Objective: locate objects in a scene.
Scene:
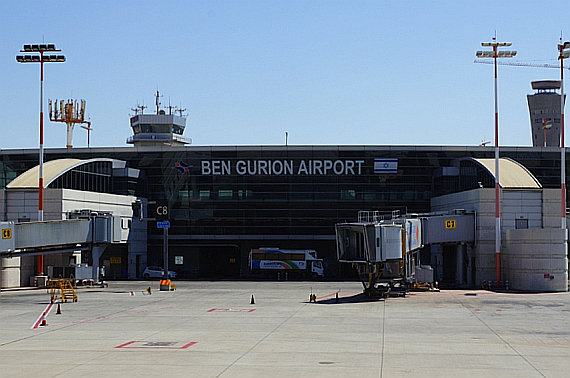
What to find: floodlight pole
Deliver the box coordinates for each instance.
[476,36,516,285]
[16,44,65,275]
[39,51,45,221]
[559,40,570,230]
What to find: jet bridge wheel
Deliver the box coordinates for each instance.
[387,279,408,297]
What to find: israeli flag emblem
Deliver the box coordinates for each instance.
[374,158,398,173]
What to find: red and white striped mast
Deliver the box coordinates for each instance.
[476,35,516,285]
[558,38,570,230]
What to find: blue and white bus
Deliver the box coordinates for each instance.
[249,248,324,278]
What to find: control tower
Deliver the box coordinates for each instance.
[126,91,190,147]
[527,80,565,147]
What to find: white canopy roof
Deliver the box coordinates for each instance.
[473,158,542,189]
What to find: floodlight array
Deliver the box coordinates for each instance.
[21,44,59,52]
[16,55,65,63]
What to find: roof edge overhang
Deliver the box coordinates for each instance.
[6,158,122,190]
[459,157,542,189]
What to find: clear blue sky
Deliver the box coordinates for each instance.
[1,0,569,149]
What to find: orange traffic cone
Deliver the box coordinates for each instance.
[40,318,47,326]
[56,303,62,315]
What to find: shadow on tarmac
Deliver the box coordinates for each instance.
[311,292,385,304]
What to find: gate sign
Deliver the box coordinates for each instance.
[2,228,11,239]
[445,219,457,229]
[0,224,15,251]
[155,200,169,221]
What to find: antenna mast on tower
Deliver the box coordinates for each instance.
[155,90,163,114]
[175,105,186,117]
[49,98,91,148]
[131,103,147,115]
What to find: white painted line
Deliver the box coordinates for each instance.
[31,301,56,329]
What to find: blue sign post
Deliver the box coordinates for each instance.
[157,221,170,229]
[157,219,170,290]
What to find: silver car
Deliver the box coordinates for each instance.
[142,266,178,279]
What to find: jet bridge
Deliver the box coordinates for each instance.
[335,210,475,296]
[1,213,132,284]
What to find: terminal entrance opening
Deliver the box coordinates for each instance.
[153,244,241,279]
[199,245,240,278]
[442,245,457,286]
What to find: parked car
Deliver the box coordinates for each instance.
[142,266,178,279]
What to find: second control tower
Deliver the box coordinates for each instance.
[527,80,565,147]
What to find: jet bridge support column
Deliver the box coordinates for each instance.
[456,243,465,286]
[466,244,474,287]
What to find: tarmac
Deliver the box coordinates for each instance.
[0,280,569,378]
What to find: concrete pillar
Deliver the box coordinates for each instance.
[128,252,146,280]
[1,256,21,288]
[456,244,466,286]
[466,244,474,287]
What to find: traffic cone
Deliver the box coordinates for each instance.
[250,295,255,304]
[335,292,339,302]
[40,318,47,326]
[56,303,62,315]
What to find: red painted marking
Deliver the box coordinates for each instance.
[115,341,136,349]
[115,341,197,349]
[317,292,339,300]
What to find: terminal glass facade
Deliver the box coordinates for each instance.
[0,145,566,278]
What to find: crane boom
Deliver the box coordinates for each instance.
[474,59,570,71]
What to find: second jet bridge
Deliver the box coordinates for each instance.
[336,210,476,262]
[335,210,475,295]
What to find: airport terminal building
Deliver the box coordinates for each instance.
[0,144,566,283]
[0,85,568,290]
